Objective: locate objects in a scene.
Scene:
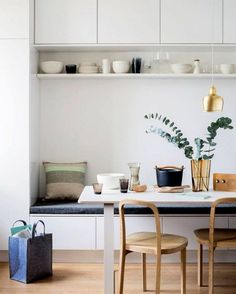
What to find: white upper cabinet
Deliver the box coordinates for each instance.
[161,0,223,44]
[223,0,236,43]
[98,0,160,44]
[0,0,29,38]
[35,0,97,44]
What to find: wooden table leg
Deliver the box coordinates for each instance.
[104,203,114,294]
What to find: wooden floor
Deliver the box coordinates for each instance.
[1,262,236,293]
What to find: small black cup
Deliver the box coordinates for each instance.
[132,58,142,74]
[66,64,77,74]
[120,179,129,193]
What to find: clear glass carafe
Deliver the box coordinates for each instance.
[128,162,140,191]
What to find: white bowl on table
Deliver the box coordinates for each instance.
[112,61,130,74]
[171,63,193,74]
[97,173,125,190]
[40,61,64,74]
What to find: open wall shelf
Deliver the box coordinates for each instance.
[37,73,236,80]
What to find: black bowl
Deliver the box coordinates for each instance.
[66,64,77,74]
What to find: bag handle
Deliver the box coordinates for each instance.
[12,220,27,227]
[155,165,184,170]
[32,220,45,239]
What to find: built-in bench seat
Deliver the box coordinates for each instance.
[30,200,236,215]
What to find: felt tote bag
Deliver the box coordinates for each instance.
[9,220,52,283]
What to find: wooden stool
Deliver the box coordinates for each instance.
[194,197,236,294]
[118,199,188,294]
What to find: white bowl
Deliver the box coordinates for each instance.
[40,61,64,74]
[220,64,234,74]
[171,63,193,74]
[112,61,130,74]
[97,173,125,190]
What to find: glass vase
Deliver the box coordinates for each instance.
[191,159,211,192]
[128,163,140,191]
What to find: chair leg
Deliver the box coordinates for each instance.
[142,253,147,291]
[155,254,161,294]
[198,243,203,287]
[181,248,186,294]
[208,246,215,294]
[118,249,126,294]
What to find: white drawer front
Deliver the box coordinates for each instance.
[96,216,161,250]
[30,216,96,250]
[163,216,228,249]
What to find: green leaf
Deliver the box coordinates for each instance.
[203,154,214,160]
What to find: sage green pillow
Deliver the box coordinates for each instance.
[43,162,87,201]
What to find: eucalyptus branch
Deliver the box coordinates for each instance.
[145,114,233,160]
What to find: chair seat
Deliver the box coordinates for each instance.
[126,232,188,255]
[194,228,236,247]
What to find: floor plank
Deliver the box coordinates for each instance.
[0,262,236,293]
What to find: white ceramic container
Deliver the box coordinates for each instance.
[220,64,234,74]
[102,59,111,74]
[40,61,64,74]
[97,173,125,189]
[171,63,193,74]
[112,61,130,74]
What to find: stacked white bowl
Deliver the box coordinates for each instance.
[171,63,193,74]
[78,62,99,74]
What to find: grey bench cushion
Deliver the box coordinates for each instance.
[30,200,236,215]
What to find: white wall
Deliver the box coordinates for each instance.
[38,51,236,195]
[0,0,31,249]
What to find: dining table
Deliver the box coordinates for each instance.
[79,185,236,294]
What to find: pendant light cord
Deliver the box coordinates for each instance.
[211,0,214,86]
[211,45,214,85]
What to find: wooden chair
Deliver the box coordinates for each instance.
[194,197,236,294]
[118,199,188,294]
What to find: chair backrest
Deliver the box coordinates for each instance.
[119,199,161,254]
[209,197,236,245]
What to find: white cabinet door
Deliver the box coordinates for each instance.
[35,0,97,44]
[229,217,236,228]
[96,216,160,249]
[163,216,228,249]
[30,216,96,249]
[0,0,29,38]
[161,0,222,43]
[0,40,30,250]
[98,0,159,43]
[223,0,236,43]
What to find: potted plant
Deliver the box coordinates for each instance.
[145,114,233,191]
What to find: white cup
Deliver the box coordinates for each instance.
[220,64,234,74]
[102,59,111,74]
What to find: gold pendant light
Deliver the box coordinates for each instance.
[203,0,224,112]
[203,85,224,112]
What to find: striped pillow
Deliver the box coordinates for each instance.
[43,162,87,201]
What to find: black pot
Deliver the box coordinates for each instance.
[155,165,184,187]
